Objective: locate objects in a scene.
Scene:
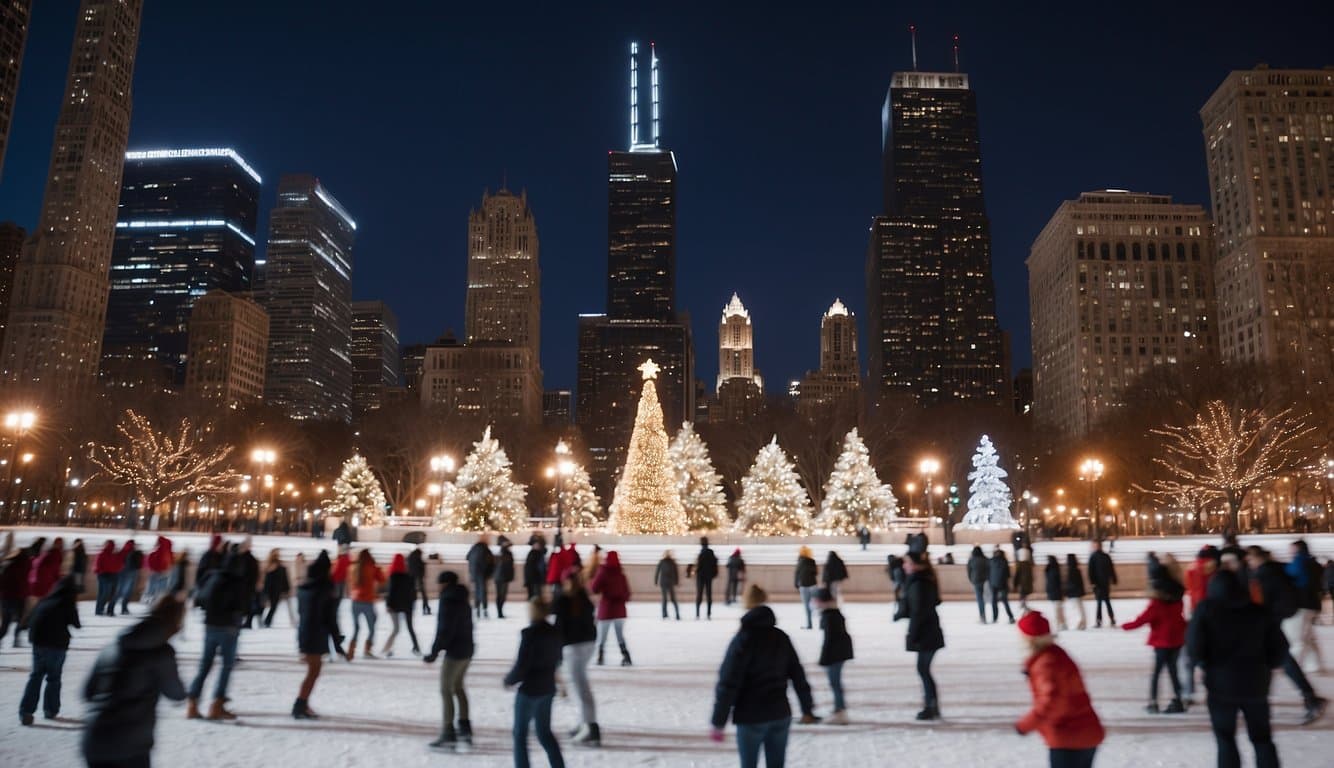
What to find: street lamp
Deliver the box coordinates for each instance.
[251,448,276,523]
[1106,497,1119,538]
[1079,458,1104,541]
[3,410,36,522]
[1021,490,1038,541]
[546,440,576,531]
[430,454,456,519]
[919,458,940,519]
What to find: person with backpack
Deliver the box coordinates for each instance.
[115,541,142,616]
[794,546,819,630]
[553,567,600,746]
[466,535,496,619]
[989,547,1015,624]
[693,537,719,620]
[894,551,944,720]
[725,548,746,605]
[815,587,853,724]
[294,551,346,719]
[655,550,681,621]
[505,597,565,768]
[18,575,80,725]
[1245,546,1326,724]
[1014,611,1105,767]
[590,551,631,667]
[1286,540,1324,674]
[425,571,475,750]
[1123,557,1188,714]
[1088,540,1118,628]
[967,546,989,623]
[1064,554,1088,631]
[495,536,516,619]
[382,553,421,656]
[822,551,849,601]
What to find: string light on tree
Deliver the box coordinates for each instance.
[817,428,899,533]
[734,436,812,536]
[557,461,603,528]
[958,434,1019,530]
[608,359,688,535]
[447,426,528,532]
[669,421,728,532]
[324,454,388,527]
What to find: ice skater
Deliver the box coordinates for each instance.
[467,535,496,618]
[187,551,247,720]
[794,546,819,629]
[1123,557,1188,714]
[693,537,719,620]
[382,553,420,656]
[989,547,1015,623]
[725,548,746,605]
[553,567,600,745]
[261,549,293,627]
[18,575,80,725]
[1064,554,1088,630]
[92,540,121,616]
[294,551,346,719]
[346,549,385,660]
[1088,541,1117,627]
[425,571,475,750]
[894,551,944,720]
[1014,611,1105,768]
[822,550,848,601]
[496,536,516,619]
[815,587,853,724]
[967,546,989,623]
[1044,555,1066,631]
[655,550,681,620]
[590,551,631,666]
[505,597,566,768]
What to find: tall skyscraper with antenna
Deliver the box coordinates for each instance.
[578,41,694,496]
[866,30,1005,407]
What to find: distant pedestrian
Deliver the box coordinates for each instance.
[822,551,848,601]
[18,575,80,725]
[1088,541,1117,628]
[967,546,989,623]
[466,535,496,618]
[693,537,719,620]
[505,597,565,768]
[294,552,346,719]
[382,553,421,656]
[261,549,293,628]
[795,546,819,630]
[989,547,1015,624]
[143,536,174,605]
[82,596,188,768]
[496,536,516,618]
[894,551,944,720]
[116,541,142,616]
[857,526,871,551]
[1064,554,1088,631]
[1014,547,1035,610]
[1014,611,1105,768]
[525,539,548,600]
[590,551,631,666]
[29,537,65,600]
[655,550,681,620]
[346,549,385,660]
[553,567,600,746]
[194,535,225,593]
[425,571,475,750]
[815,587,853,725]
[331,520,352,547]
[1044,555,1066,631]
[1124,558,1188,714]
[725,548,746,605]
[92,541,121,616]
[1286,540,1325,674]
[887,554,905,611]
[69,540,88,592]
[408,546,431,616]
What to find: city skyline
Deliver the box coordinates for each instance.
[0,2,1329,393]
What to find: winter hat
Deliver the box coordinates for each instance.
[732,548,742,557]
[438,570,459,586]
[1197,545,1219,562]
[799,546,813,558]
[743,583,768,609]
[1017,610,1051,638]
[389,553,407,575]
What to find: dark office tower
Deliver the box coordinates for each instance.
[0,221,22,351]
[350,300,400,413]
[1,0,144,398]
[261,174,356,422]
[577,42,694,495]
[0,1,31,179]
[101,148,261,390]
[867,69,1005,406]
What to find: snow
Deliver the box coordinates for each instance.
[3,593,1332,766]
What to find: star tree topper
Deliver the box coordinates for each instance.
[639,359,660,380]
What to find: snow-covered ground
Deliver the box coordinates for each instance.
[2,596,1332,767]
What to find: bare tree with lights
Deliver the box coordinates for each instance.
[90,409,238,526]
[1151,400,1316,531]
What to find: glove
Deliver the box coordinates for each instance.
[709,728,724,743]
[423,652,438,664]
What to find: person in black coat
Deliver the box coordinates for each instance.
[794,547,819,629]
[692,537,719,620]
[553,570,600,745]
[894,552,945,720]
[261,550,292,628]
[495,536,516,619]
[0,547,30,648]
[187,552,248,720]
[988,547,1015,624]
[967,546,989,623]
[1014,547,1035,610]
[426,571,476,749]
[294,552,345,719]
[235,540,261,630]
[382,554,420,656]
[856,526,871,550]
[655,550,681,620]
[1244,547,1326,724]
[887,554,906,610]
[82,596,187,768]
[1188,569,1288,768]
[505,598,564,768]
[408,547,430,616]
[822,551,849,599]
[815,587,853,723]
[725,548,746,605]
[1064,554,1088,630]
[524,540,547,601]
[70,540,88,592]
[711,584,818,765]
[1044,555,1067,630]
[465,536,495,619]
[1088,541,1118,627]
[19,575,80,724]
[331,521,353,547]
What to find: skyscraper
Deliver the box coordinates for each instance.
[0,1,31,179]
[797,299,861,417]
[711,293,763,423]
[351,300,400,413]
[467,187,540,352]
[577,42,694,493]
[0,221,22,353]
[1201,67,1334,387]
[260,174,356,422]
[1,0,144,397]
[102,148,261,389]
[184,290,268,405]
[1028,190,1217,437]
[866,69,1005,407]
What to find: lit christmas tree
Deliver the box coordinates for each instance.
[559,462,604,529]
[734,436,812,536]
[608,360,688,535]
[670,422,728,531]
[325,454,389,527]
[817,428,899,533]
[959,434,1019,529]
[448,426,529,532]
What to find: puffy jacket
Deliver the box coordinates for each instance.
[495,545,516,585]
[26,576,81,649]
[1064,562,1086,598]
[1087,550,1117,592]
[894,570,944,652]
[967,550,989,586]
[590,552,630,620]
[695,546,719,581]
[296,555,342,656]
[1016,644,1105,750]
[0,550,31,599]
[794,556,818,588]
[145,537,174,574]
[1188,571,1288,699]
[1043,560,1063,602]
[430,583,475,659]
[726,552,745,579]
[1185,558,1216,614]
[655,557,679,588]
[823,553,848,585]
[81,610,187,763]
[1287,553,1323,611]
[503,620,562,696]
[93,542,122,576]
[710,606,815,728]
[988,552,1012,591]
[29,541,64,598]
[1014,558,1035,596]
[553,588,597,646]
[524,547,546,588]
[818,607,853,666]
[263,564,291,597]
[1123,598,1186,649]
[197,558,247,628]
[545,546,572,586]
[466,542,495,582]
[386,572,415,613]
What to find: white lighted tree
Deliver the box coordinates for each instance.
[734,436,813,536]
[90,410,238,519]
[1152,400,1315,530]
[960,435,1018,529]
[559,462,603,529]
[609,360,688,534]
[817,428,898,533]
[325,454,389,527]
[448,426,529,532]
[670,422,728,531]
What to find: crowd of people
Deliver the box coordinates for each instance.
[2,528,1333,767]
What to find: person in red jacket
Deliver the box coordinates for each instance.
[92,540,123,616]
[28,537,64,600]
[1182,546,1218,702]
[1015,611,1104,768]
[589,550,631,667]
[1124,589,1189,713]
[143,536,175,605]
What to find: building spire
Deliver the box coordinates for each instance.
[629,42,639,150]
[650,41,660,148]
[909,24,917,71]
[952,33,960,72]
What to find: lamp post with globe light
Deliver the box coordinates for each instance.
[1079,458,1105,541]
[430,454,456,520]
[3,411,36,523]
[919,458,940,520]
[546,440,576,532]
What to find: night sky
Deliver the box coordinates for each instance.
[1,1,1330,392]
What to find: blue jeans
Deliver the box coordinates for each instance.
[95,574,117,614]
[188,626,238,701]
[798,586,816,628]
[825,661,846,711]
[19,646,66,717]
[513,692,564,768]
[736,717,791,768]
[350,601,377,647]
[117,569,140,613]
[144,572,172,604]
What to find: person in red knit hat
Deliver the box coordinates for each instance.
[1015,610,1104,768]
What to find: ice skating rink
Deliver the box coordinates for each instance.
[2,595,1331,767]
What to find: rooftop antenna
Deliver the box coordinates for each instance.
[909,24,917,71]
[952,33,960,72]
[650,42,660,148]
[630,42,639,150]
